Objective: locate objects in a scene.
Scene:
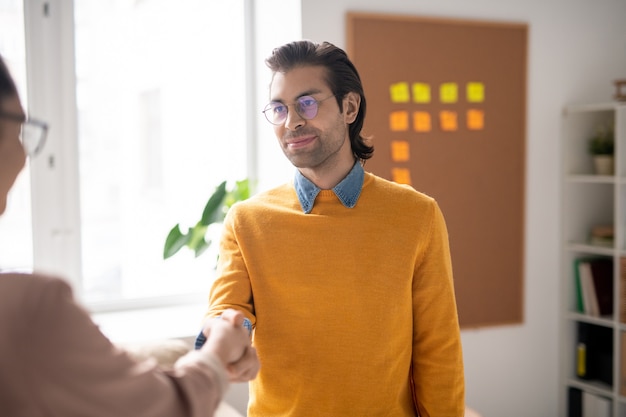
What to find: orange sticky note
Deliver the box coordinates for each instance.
[467,82,485,103]
[439,82,458,103]
[391,141,410,162]
[412,83,431,103]
[391,168,412,185]
[390,82,410,103]
[390,111,409,131]
[467,109,485,130]
[439,111,458,131]
[413,111,431,132]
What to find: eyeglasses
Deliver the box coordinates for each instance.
[0,113,48,157]
[262,94,336,125]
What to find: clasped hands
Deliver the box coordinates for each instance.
[201,309,259,382]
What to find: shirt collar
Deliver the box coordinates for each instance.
[294,161,364,213]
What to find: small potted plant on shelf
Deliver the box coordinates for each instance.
[588,123,615,175]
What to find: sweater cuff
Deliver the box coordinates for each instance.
[195,317,253,350]
[178,350,229,394]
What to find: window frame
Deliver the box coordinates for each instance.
[19,0,300,313]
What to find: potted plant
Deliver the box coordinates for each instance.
[163,179,251,260]
[588,123,615,175]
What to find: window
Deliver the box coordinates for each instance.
[74,0,248,305]
[1,0,301,316]
[1,1,249,308]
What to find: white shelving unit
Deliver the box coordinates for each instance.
[560,102,626,416]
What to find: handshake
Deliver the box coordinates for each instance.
[197,309,259,383]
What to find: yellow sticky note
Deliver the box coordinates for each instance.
[412,83,431,103]
[390,82,410,103]
[439,111,458,131]
[389,111,409,131]
[391,141,410,162]
[467,109,485,130]
[467,82,485,103]
[413,111,431,132]
[439,82,458,103]
[392,168,412,185]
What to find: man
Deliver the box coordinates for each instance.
[199,40,464,416]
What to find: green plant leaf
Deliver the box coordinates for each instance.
[163,178,252,260]
[589,123,615,155]
[163,224,191,259]
[225,179,251,209]
[194,240,211,258]
[187,222,209,251]
[201,181,228,225]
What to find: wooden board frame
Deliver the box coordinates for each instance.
[347,12,528,328]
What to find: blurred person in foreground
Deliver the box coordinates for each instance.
[197,40,464,416]
[0,53,259,417]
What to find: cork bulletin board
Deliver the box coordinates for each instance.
[346,12,528,328]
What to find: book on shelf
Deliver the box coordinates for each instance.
[568,387,612,417]
[568,387,582,417]
[574,258,585,313]
[576,322,613,386]
[574,257,613,317]
[620,257,626,323]
[589,225,614,248]
[580,261,600,316]
[619,332,626,397]
[590,258,613,316]
[582,391,611,417]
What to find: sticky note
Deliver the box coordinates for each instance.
[390,82,410,103]
[392,168,412,185]
[439,111,458,131]
[390,111,409,131]
[413,111,431,132]
[391,140,410,162]
[467,82,485,103]
[467,109,485,130]
[439,83,458,103]
[412,83,431,103]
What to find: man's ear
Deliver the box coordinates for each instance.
[343,92,360,124]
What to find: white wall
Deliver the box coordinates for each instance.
[252,1,626,416]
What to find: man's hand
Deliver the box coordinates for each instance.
[200,309,260,382]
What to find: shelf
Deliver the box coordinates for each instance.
[567,377,613,395]
[564,102,622,114]
[566,175,617,184]
[565,243,616,256]
[566,312,614,325]
[561,102,626,416]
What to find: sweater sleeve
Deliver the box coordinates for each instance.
[410,201,465,417]
[24,274,227,417]
[207,204,256,325]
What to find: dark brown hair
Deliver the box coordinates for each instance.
[0,54,19,101]
[265,40,374,161]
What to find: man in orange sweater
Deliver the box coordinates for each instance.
[199,40,465,416]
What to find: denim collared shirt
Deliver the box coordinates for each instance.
[294,161,365,214]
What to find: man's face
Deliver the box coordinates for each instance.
[0,94,26,215]
[268,65,356,171]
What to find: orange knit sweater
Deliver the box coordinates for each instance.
[207,172,465,416]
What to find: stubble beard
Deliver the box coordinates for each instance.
[282,132,347,171]
[281,117,349,170]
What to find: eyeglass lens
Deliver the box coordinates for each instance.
[263,96,320,125]
[21,121,46,156]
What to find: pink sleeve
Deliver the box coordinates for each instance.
[23,275,227,417]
